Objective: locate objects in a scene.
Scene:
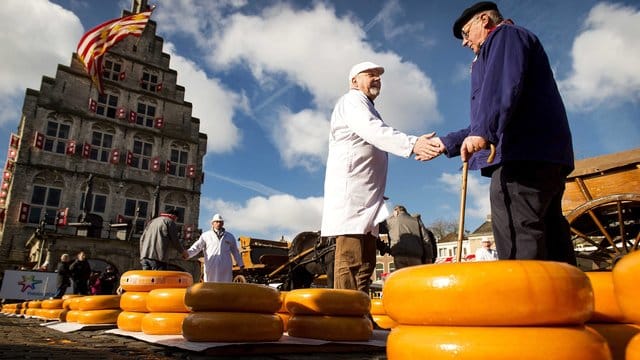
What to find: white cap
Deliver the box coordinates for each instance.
[348,61,384,82]
[481,238,492,242]
[211,214,224,222]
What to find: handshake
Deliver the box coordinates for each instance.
[413,132,445,161]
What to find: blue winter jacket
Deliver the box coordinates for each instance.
[441,23,574,176]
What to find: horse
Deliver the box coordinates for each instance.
[282,231,335,290]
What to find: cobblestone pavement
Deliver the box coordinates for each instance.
[0,315,387,360]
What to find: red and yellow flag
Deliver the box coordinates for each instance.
[76,9,153,93]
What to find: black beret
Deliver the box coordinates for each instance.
[453,1,499,39]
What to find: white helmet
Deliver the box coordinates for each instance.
[211,214,224,222]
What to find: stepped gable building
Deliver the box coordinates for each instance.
[0,1,206,278]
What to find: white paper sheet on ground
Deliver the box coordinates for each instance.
[105,328,388,352]
[46,322,116,333]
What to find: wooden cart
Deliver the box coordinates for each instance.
[562,147,640,270]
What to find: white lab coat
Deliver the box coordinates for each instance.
[321,89,417,237]
[186,229,244,282]
[475,247,498,261]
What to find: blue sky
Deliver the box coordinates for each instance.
[1,0,639,241]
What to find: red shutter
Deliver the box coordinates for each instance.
[0,208,5,224]
[66,140,76,155]
[82,143,91,158]
[117,107,126,119]
[10,134,20,149]
[88,98,97,112]
[151,157,160,172]
[126,151,133,166]
[116,214,126,223]
[4,160,15,172]
[110,149,120,164]
[1,181,9,191]
[156,83,163,92]
[0,189,7,199]
[56,208,68,226]
[187,164,196,178]
[119,71,126,81]
[8,148,17,160]
[154,117,164,128]
[165,160,172,174]
[18,202,30,223]
[32,132,44,150]
[128,111,137,123]
[3,171,11,181]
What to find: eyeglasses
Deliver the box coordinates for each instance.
[461,14,482,40]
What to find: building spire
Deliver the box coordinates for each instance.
[132,0,149,13]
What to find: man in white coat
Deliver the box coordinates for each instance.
[321,61,436,293]
[185,214,245,282]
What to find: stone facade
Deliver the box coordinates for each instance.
[0,6,206,280]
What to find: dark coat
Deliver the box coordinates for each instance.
[69,259,91,282]
[55,261,71,288]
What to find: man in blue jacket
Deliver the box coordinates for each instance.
[425,2,576,264]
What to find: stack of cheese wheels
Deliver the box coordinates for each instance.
[584,271,640,360]
[117,270,193,333]
[25,300,42,318]
[40,299,65,321]
[63,295,86,322]
[142,288,190,335]
[285,288,373,341]
[383,261,611,359]
[182,282,283,342]
[76,295,122,324]
[276,291,290,331]
[612,250,640,360]
[370,298,397,330]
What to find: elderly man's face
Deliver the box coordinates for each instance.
[212,220,223,230]
[461,12,489,55]
[352,69,382,100]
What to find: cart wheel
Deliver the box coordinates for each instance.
[233,274,247,283]
[567,193,640,271]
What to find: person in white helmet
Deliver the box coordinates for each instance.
[320,61,437,293]
[475,238,498,261]
[185,213,244,282]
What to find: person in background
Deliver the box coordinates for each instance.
[185,214,245,282]
[139,209,189,270]
[320,61,438,293]
[421,2,576,264]
[89,271,101,295]
[69,251,91,295]
[99,266,118,294]
[53,253,71,299]
[384,205,436,269]
[475,238,499,261]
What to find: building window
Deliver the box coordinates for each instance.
[102,59,123,82]
[80,192,107,214]
[28,185,62,224]
[124,198,148,233]
[375,263,384,280]
[131,139,153,170]
[96,93,119,119]
[164,205,185,223]
[140,72,159,92]
[136,102,156,128]
[168,149,188,177]
[89,131,113,162]
[43,121,70,154]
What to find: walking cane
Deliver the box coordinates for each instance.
[455,144,496,262]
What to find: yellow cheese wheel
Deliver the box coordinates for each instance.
[120,270,193,292]
[612,251,640,324]
[62,299,72,310]
[77,295,121,311]
[119,292,149,312]
[117,311,145,332]
[62,294,83,300]
[25,308,37,316]
[27,301,42,309]
[141,312,188,335]
[586,271,626,323]
[277,312,290,331]
[68,297,84,310]
[370,298,385,315]
[43,308,66,320]
[384,261,593,326]
[182,312,283,342]
[59,309,69,322]
[278,291,288,313]
[41,299,64,309]
[372,314,398,329]
[387,325,611,360]
[285,289,370,316]
[146,288,189,313]
[185,282,281,313]
[65,310,82,322]
[77,309,121,324]
[587,323,640,360]
[287,315,373,341]
[627,333,640,360]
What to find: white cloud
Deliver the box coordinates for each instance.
[164,43,245,153]
[439,171,491,229]
[272,108,330,171]
[0,0,83,124]
[200,194,324,240]
[205,2,440,168]
[559,3,640,111]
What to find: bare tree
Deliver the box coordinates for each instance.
[427,218,458,242]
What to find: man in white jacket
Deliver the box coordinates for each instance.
[321,61,435,293]
[185,214,244,282]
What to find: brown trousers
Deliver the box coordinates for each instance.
[333,234,377,293]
